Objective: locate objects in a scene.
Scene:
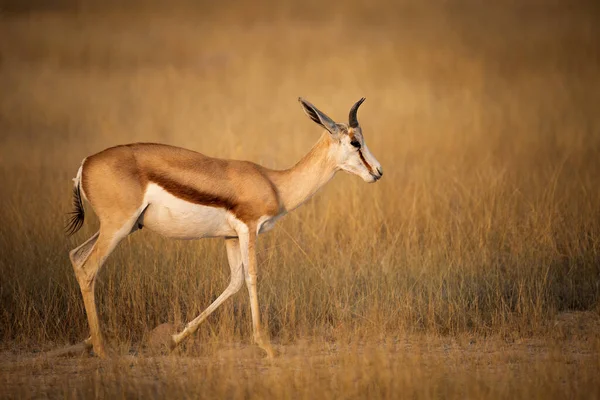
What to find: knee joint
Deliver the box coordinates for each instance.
[73,265,96,291]
[231,275,244,292]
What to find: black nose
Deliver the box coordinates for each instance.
[376,167,383,177]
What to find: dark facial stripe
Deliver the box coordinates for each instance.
[146,172,236,211]
[358,150,374,174]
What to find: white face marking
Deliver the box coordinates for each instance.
[333,127,383,183]
[142,183,237,239]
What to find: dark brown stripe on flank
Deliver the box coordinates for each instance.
[358,150,374,174]
[146,172,236,211]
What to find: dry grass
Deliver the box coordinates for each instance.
[1,1,599,398]
[2,335,600,399]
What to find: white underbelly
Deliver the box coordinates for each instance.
[142,183,236,239]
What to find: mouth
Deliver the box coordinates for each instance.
[369,173,382,182]
[373,167,383,182]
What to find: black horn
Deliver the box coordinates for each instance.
[348,97,366,128]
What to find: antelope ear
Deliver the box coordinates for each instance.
[298,97,340,136]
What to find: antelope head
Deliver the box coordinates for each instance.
[299,97,383,183]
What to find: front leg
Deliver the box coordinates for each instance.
[236,221,275,358]
[171,238,245,348]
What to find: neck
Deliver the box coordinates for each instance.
[268,132,338,213]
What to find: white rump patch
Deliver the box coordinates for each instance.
[74,157,88,202]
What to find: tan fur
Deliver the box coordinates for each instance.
[347,128,356,141]
[267,133,338,212]
[83,143,282,224]
[69,99,382,359]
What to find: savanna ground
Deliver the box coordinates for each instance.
[1,0,600,398]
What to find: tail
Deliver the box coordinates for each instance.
[66,164,86,236]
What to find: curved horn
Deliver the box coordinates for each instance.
[348,97,366,128]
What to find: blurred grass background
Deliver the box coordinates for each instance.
[0,0,599,351]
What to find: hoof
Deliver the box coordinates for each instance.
[257,342,276,359]
[263,346,277,359]
[91,347,110,359]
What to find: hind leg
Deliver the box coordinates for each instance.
[69,232,100,348]
[70,216,140,358]
[70,232,100,268]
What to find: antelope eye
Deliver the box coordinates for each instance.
[350,140,361,148]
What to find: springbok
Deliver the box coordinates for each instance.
[66,98,383,358]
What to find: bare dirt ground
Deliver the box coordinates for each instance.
[1,314,599,399]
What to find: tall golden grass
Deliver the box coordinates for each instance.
[0,1,599,397]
